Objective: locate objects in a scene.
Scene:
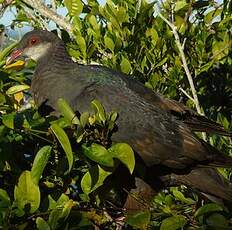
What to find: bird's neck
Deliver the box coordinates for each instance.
[35,42,73,73]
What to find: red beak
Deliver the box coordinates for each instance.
[6,49,23,65]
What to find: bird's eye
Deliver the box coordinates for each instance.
[30,38,38,45]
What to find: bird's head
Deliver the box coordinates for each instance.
[7,30,61,65]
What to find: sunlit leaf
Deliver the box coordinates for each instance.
[6,84,30,95]
[36,217,50,230]
[64,0,83,16]
[4,60,25,70]
[57,98,80,125]
[14,171,40,214]
[160,215,187,230]
[108,143,135,174]
[120,56,131,74]
[195,203,224,217]
[126,211,151,229]
[82,143,114,167]
[31,146,52,185]
[51,124,73,171]
[2,113,15,129]
[81,165,112,194]
[91,99,106,123]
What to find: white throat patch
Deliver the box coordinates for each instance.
[23,42,52,62]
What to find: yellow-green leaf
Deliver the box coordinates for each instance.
[36,217,50,230]
[108,143,135,174]
[6,84,30,95]
[64,0,83,16]
[82,143,114,167]
[57,98,80,125]
[14,171,40,214]
[50,124,73,172]
[120,56,131,74]
[31,146,52,185]
[81,165,112,194]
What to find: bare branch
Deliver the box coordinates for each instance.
[157,10,204,116]
[156,7,207,140]
[178,87,194,102]
[23,0,72,35]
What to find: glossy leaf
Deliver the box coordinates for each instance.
[81,165,112,194]
[6,84,30,95]
[108,143,135,174]
[120,56,131,74]
[2,113,15,129]
[91,99,106,123]
[160,215,187,230]
[195,203,224,217]
[0,188,10,206]
[51,124,73,171]
[31,146,52,185]
[36,217,50,230]
[4,60,25,71]
[14,171,40,214]
[126,211,151,229]
[82,143,114,167]
[57,98,80,125]
[64,0,83,16]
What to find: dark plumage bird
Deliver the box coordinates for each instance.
[7,30,232,208]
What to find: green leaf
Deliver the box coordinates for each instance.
[0,42,17,62]
[80,112,90,127]
[88,15,99,30]
[104,35,115,52]
[160,215,187,230]
[81,165,112,194]
[2,113,15,129]
[31,146,52,185]
[64,0,83,16]
[195,203,224,217]
[206,213,229,229]
[91,99,106,123]
[120,56,131,74]
[36,217,50,230]
[50,124,73,172]
[76,35,86,58]
[57,98,80,125]
[6,84,30,95]
[126,211,151,229]
[172,188,195,204]
[108,143,135,174]
[82,143,114,167]
[174,1,188,12]
[0,188,11,206]
[14,171,40,214]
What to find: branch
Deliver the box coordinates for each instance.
[156,8,207,140]
[157,10,204,116]
[22,0,72,35]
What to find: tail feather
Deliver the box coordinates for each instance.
[184,115,232,137]
[168,168,232,202]
[200,140,232,168]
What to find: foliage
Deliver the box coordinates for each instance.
[0,0,231,229]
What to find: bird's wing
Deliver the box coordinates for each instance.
[69,65,232,169]
[117,72,231,136]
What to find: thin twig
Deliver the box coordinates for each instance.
[157,9,204,116]
[179,87,194,102]
[156,7,207,140]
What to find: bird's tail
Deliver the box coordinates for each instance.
[166,168,232,202]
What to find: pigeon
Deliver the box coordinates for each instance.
[7,30,232,207]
